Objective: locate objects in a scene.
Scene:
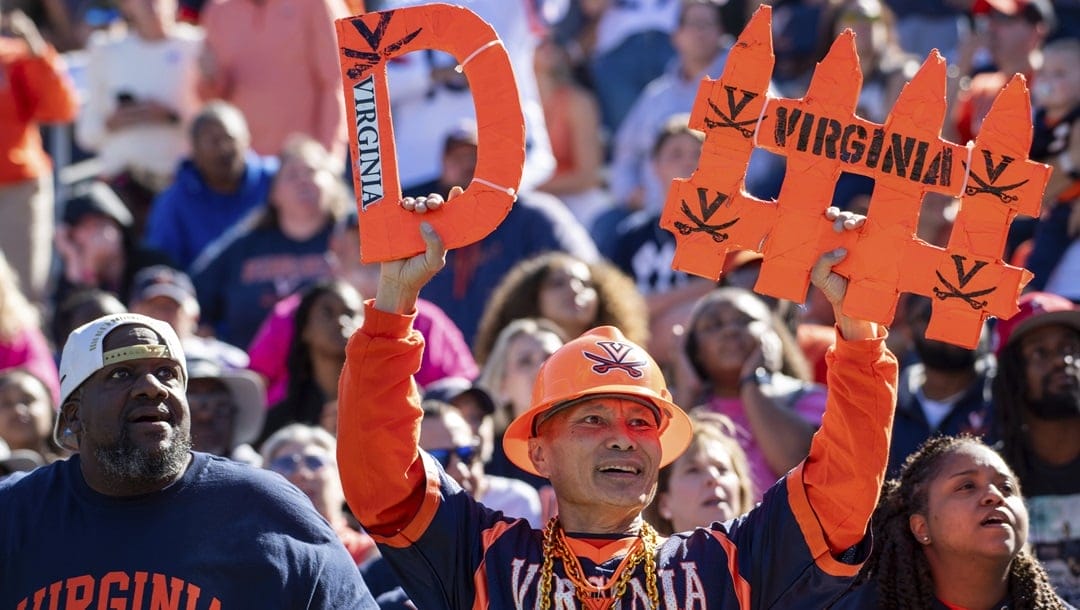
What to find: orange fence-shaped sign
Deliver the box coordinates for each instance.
[335,4,525,262]
[661,6,1051,347]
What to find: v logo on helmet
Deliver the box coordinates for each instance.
[584,342,648,378]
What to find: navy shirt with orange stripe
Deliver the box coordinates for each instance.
[339,303,899,609]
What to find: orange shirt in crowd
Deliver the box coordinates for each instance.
[197,0,349,162]
[0,40,78,185]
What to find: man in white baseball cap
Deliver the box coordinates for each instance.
[1,313,377,608]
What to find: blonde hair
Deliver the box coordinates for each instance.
[476,318,566,431]
[0,251,39,341]
[645,410,755,535]
[260,423,337,465]
[270,134,349,223]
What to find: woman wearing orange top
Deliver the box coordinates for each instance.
[0,8,78,304]
[533,34,612,231]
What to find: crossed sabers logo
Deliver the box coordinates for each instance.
[704,86,763,139]
[962,150,1030,204]
[342,11,423,80]
[932,254,996,310]
[584,342,648,378]
[674,187,738,243]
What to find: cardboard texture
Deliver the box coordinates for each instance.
[335,4,525,262]
[660,6,1051,348]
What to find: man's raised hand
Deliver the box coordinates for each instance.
[373,187,462,314]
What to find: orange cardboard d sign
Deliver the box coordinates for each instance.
[335,4,525,262]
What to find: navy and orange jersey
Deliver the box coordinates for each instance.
[0,452,377,609]
[1032,104,1080,203]
[339,304,899,610]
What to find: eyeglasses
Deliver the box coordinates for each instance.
[427,445,479,469]
[269,453,329,476]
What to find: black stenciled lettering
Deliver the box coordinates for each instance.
[909,141,930,182]
[866,128,885,168]
[797,112,815,152]
[822,119,842,159]
[840,124,867,163]
[768,107,953,186]
[812,116,828,156]
[882,134,916,178]
[922,150,942,185]
[774,106,802,148]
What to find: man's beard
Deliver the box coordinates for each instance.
[94,427,192,483]
[914,338,978,372]
[1027,373,1080,420]
[1027,391,1080,420]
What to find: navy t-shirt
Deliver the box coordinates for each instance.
[0,452,377,609]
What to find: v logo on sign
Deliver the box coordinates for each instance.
[962,151,1030,204]
[982,150,1012,182]
[674,188,738,243]
[703,87,762,138]
[725,86,758,119]
[342,12,423,78]
[351,10,393,49]
[952,254,987,287]
[933,254,995,310]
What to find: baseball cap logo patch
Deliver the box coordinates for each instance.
[583,341,648,378]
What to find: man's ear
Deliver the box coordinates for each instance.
[528,437,551,478]
[61,397,82,435]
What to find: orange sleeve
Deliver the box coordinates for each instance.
[337,300,429,538]
[801,327,898,554]
[13,46,78,123]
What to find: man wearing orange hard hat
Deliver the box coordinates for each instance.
[337,191,899,609]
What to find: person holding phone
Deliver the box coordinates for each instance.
[75,0,203,235]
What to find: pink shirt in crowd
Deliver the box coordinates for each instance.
[247,294,478,405]
[0,327,61,405]
[705,382,827,501]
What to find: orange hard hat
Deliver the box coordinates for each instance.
[502,326,693,477]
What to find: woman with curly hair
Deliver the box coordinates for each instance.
[471,251,647,365]
[832,435,1070,610]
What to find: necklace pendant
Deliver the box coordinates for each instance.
[581,597,615,610]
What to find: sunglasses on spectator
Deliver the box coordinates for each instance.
[428,445,479,469]
[269,453,330,476]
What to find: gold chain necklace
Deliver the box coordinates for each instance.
[537,518,661,610]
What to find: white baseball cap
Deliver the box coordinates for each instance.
[55,313,188,449]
